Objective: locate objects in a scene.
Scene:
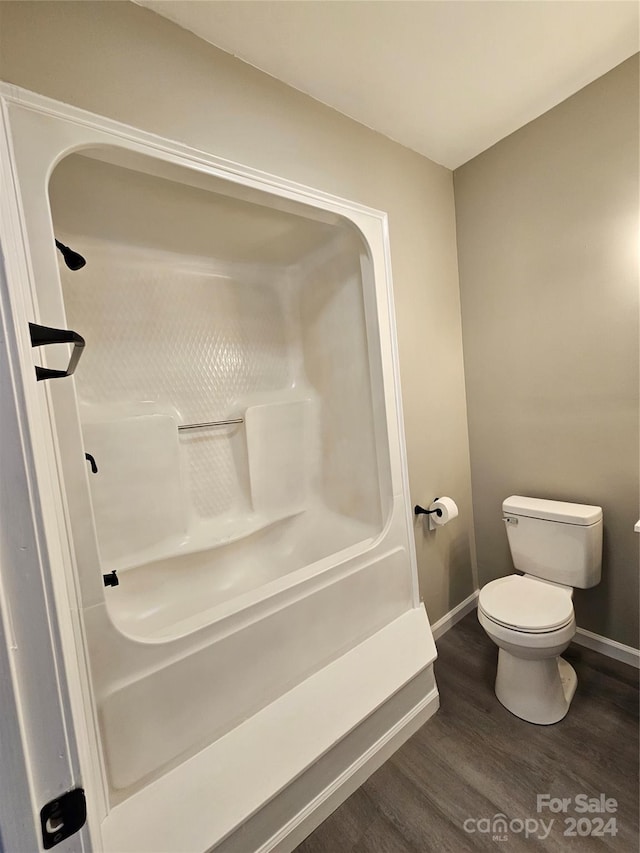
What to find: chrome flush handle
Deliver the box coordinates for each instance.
[503,516,519,526]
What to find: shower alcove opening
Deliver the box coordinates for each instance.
[50,148,390,641]
[0,85,437,853]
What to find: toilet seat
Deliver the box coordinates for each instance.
[478,575,574,634]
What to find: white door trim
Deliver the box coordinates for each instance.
[0,118,93,850]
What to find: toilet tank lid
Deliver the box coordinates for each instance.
[502,496,602,526]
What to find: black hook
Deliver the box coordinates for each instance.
[85,453,98,474]
[55,239,86,271]
[103,571,118,587]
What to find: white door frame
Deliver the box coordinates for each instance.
[0,158,92,851]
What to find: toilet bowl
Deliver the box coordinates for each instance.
[478,574,577,724]
[478,496,603,725]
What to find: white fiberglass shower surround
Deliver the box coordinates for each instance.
[0,85,438,853]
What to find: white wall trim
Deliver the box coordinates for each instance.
[573,627,640,669]
[430,590,479,641]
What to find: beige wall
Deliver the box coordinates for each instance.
[0,1,477,623]
[454,56,639,648]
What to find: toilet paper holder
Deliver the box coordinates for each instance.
[415,496,459,530]
[414,500,442,518]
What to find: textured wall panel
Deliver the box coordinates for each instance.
[61,241,292,519]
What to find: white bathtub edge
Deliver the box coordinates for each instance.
[101,606,437,853]
[251,669,438,853]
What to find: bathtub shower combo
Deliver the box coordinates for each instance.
[0,85,438,853]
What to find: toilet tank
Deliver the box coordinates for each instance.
[503,496,603,588]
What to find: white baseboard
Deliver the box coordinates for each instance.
[573,627,640,669]
[430,590,479,640]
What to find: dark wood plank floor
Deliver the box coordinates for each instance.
[295,611,639,852]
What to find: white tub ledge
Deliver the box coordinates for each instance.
[102,606,438,853]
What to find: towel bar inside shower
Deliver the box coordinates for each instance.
[177,418,244,431]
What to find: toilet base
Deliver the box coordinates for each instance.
[495,651,577,725]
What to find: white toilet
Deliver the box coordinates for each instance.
[478,495,603,725]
